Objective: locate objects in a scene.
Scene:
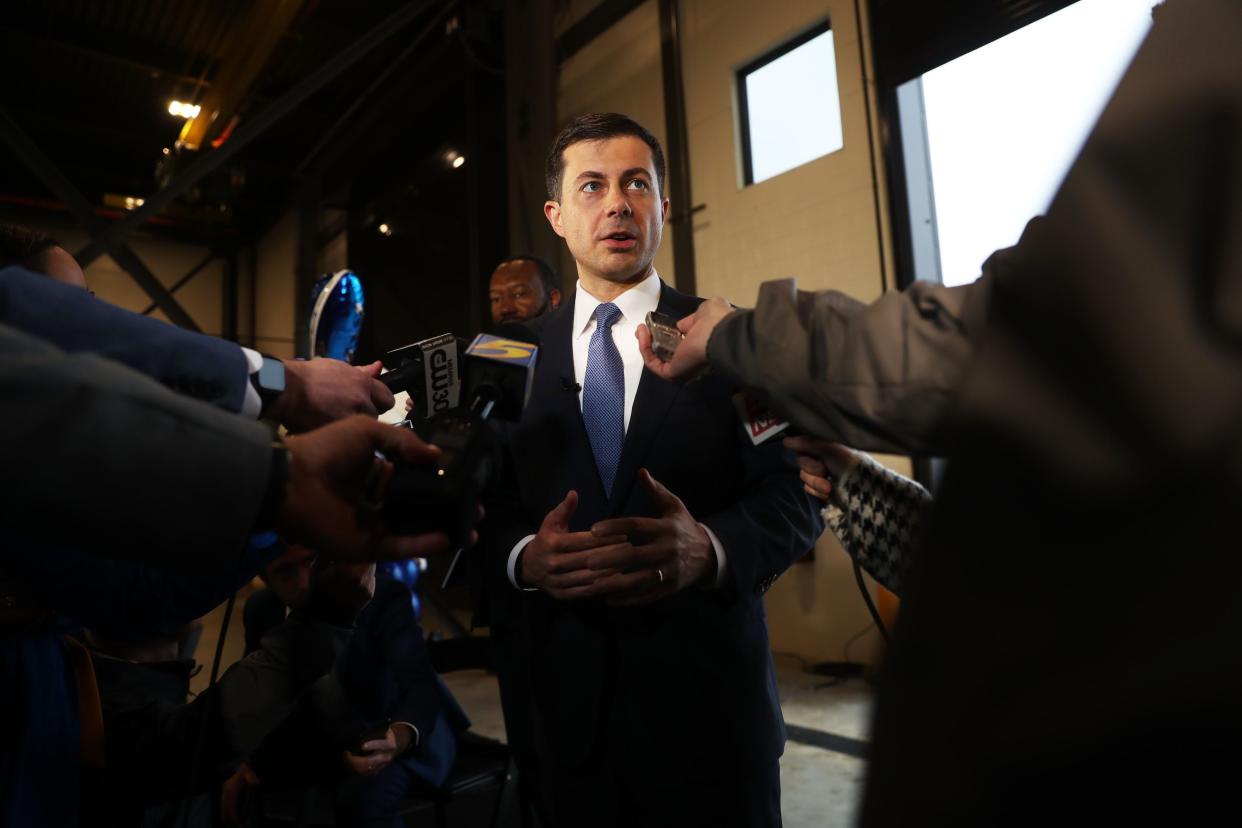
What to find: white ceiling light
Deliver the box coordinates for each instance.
[167,100,201,119]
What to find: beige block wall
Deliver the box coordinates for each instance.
[249,207,352,360]
[557,1,676,287]
[682,0,883,304]
[557,0,905,667]
[253,209,299,359]
[17,221,227,336]
[38,206,347,364]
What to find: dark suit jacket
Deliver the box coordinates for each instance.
[0,322,271,573]
[485,281,822,789]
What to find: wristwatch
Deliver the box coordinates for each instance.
[249,354,286,413]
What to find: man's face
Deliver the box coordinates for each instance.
[263,546,317,609]
[544,136,668,285]
[489,259,558,325]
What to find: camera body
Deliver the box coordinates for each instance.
[382,409,498,549]
[380,329,538,549]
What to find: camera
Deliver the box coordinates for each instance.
[379,328,538,550]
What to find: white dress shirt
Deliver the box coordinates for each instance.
[239,346,265,418]
[507,271,727,590]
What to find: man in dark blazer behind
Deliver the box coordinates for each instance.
[484,113,822,827]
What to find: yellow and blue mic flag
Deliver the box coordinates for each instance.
[466,333,538,366]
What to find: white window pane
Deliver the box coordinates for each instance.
[920,0,1153,286]
[745,29,844,185]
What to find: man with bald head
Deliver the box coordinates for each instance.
[488,254,561,326]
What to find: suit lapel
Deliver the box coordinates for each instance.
[537,294,579,418]
[605,283,700,515]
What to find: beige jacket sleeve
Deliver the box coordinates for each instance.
[705,255,1005,455]
[0,323,272,574]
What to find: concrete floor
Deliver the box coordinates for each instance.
[440,654,874,828]
[197,592,875,827]
[771,655,873,828]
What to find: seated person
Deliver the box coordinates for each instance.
[225,546,470,828]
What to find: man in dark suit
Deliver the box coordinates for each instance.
[484,113,822,828]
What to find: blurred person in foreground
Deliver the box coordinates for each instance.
[0,311,454,825]
[639,0,1242,821]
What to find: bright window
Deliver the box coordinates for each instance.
[738,22,844,186]
[909,0,1154,285]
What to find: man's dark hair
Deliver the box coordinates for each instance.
[498,254,560,296]
[0,224,56,268]
[545,113,666,201]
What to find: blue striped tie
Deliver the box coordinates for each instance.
[582,302,625,496]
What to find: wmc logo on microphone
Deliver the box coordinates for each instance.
[419,334,460,414]
[467,334,538,366]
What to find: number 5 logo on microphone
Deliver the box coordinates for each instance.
[467,334,537,364]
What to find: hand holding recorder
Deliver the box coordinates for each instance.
[636,297,736,382]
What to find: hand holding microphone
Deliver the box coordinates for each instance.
[637,296,736,383]
[271,357,395,433]
[278,415,451,563]
[782,436,859,503]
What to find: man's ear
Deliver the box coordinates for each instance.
[661,197,670,225]
[544,201,566,239]
[549,288,562,310]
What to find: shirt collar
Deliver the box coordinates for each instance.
[573,269,663,340]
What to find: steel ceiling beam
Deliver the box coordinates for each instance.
[0,27,215,89]
[140,249,218,316]
[0,107,201,330]
[74,0,443,272]
[293,1,455,176]
[658,0,698,295]
[175,0,309,151]
[556,0,647,63]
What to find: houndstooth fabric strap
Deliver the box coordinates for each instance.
[824,453,932,595]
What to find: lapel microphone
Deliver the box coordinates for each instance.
[561,377,582,393]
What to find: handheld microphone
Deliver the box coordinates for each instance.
[458,327,539,421]
[379,333,465,418]
[381,325,540,549]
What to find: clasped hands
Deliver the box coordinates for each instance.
[518,469,716,605]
